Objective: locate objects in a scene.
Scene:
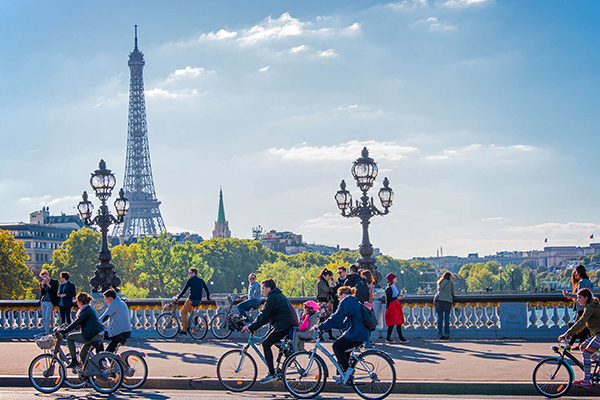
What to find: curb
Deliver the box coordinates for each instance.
[3,376,594,396]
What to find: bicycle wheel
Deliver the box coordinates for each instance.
[28,354,65,393]
[211,312,233,339]
[189,313,208,340]
[351,350,396,400]
[532,358,573,398]
[63,360,87,389]
[88,353,124,394]
[122,353,148,389]
[282,351,326,399]
[217,349,257,392]
[156,313,180,339]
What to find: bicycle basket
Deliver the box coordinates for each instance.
[162,301,176,312]
[36,334,56,350]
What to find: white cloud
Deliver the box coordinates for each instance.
[92,102,104,109]
[442,0,492,8]
[482,217,504,221]
[386,0,428,10]
[337,104,362,112]
[238,13,309,46]
[422,143,543,161]
[289,44,309,54]
[266,140,418,162]
[299,212,355,231]
[342,23,362,35]
[317,49,338,58]
[18,195,81,214]
[503,222,600,235]
[145,88,200,99]
[259,66,270,72]
[197,29,238,42]
[164,66,212,84]
[413,16,455,31]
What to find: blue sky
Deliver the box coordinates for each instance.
[1,0,599,259]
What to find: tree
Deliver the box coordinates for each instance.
[112,243,139,287]
[49,227,102,292]
[135,233,177,298]
[121,282,149,299]
[171,241,213,293]
[0,229,37,299]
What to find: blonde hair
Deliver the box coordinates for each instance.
[40,269,49,277]
[337,286,356,296]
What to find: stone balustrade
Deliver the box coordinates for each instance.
[0,293,588,339]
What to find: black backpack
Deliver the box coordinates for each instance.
[355,277,370,303]
[361,303,378,331]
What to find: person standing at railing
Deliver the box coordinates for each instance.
[237,273,261,321]
[173,268,211,336]
[563,264,594,350]
[435,272,455,340]
[558,288,600,389]
[38,270,59,334]
[57,272,76,324]
[316,268,336,340]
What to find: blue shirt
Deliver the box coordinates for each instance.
[248,281,261,301]
[318,295,370,342]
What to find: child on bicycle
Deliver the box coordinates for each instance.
[294,301,320,351]
[558,288,600,389]
[313,286,370,385]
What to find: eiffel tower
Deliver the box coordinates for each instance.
[113,26,166,239]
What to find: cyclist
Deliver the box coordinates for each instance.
[313,286,370,385]
[242,279,298,384]
[558,288,600,389]
[237,273,261,321]
[59,292,104,368]
[173,268,211,336]
[100,289,132,352]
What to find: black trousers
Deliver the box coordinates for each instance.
[59,306,72,324]
[333,337,363,371]
[262,328,289,375]
[105,331,132,353]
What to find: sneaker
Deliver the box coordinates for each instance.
[385,339,395,344]
[178,330,188,336]
[65,359,80,369]
[574,379,592,389]
[259,374,279,384]
[399,338,410,343]
[441,336,450,340]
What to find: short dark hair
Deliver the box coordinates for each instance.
[337,266,347,272]
[189,268,198,275]
[60,271,70,280]
[103,289,117,299]
[578,288,594,305]
[349,264,358,273]
[262,279,276,290]
[76,292,92,305]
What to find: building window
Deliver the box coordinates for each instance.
[24,242,31,248]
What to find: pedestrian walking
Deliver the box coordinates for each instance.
[384,273,408,344]
[38,270,59,333]
[435,271,455,340]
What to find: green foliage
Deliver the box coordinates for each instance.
[256,260,322,297]
[112,243,139,286]
[121,282,149,299]
[0,229,37,299]
[49,227,102,292]
[135,233,177,297]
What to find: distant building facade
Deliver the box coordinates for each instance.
[0,207,84,274]
[212,188,231,239]
[172,232,203,245]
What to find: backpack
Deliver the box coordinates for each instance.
[355,277,370,303]
[360,303,378,331]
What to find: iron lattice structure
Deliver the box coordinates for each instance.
[113,26,166,239]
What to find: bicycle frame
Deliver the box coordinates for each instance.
[233,334,290,373]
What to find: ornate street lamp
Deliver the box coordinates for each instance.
[335,147,394,286]
[78,160,129,293]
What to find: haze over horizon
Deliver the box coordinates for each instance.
[1,1,599,260]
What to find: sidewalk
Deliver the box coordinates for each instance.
[0,334,594,395]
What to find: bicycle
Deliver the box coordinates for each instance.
[105,336,149,390]
[532,339,600,397]
[155,300,208,340]
[210,294,270,339]
[28,329,123,394]
[216,330,297,392]
[282,333,396,400]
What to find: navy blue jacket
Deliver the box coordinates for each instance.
[59,281,76,308]
[63,305,103,342]
[177,275,210,302]
[318,295,370,342]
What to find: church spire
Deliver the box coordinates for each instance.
[213,187,231,239]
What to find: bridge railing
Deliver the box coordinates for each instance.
[0,293,584,339]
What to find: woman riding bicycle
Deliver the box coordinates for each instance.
[558,288,600,389]
[313,286,370,385]
[58,292,104,368]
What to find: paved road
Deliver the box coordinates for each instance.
[0,389,599,400]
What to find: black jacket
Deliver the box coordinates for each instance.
[248,287,299,331]
[177,275,210,302]
[59,281,76,308]
[63,305,103,342]
[40,279,60,307]
[345,274,361,288]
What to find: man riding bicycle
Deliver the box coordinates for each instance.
[100,289,132,352]
[242,278,298,384]
[558,288,600,389]
[237,273,261,321]
[173,268,211,336]
[313,286,370,385]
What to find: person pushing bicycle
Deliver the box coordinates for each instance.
[242,278,298,384]
[173,268,211,336]
[558,288,600,389]
[313,286,370,385]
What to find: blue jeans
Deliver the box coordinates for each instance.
[40,301,54,334]
[437,311,450,337]
[237,298,260,318]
